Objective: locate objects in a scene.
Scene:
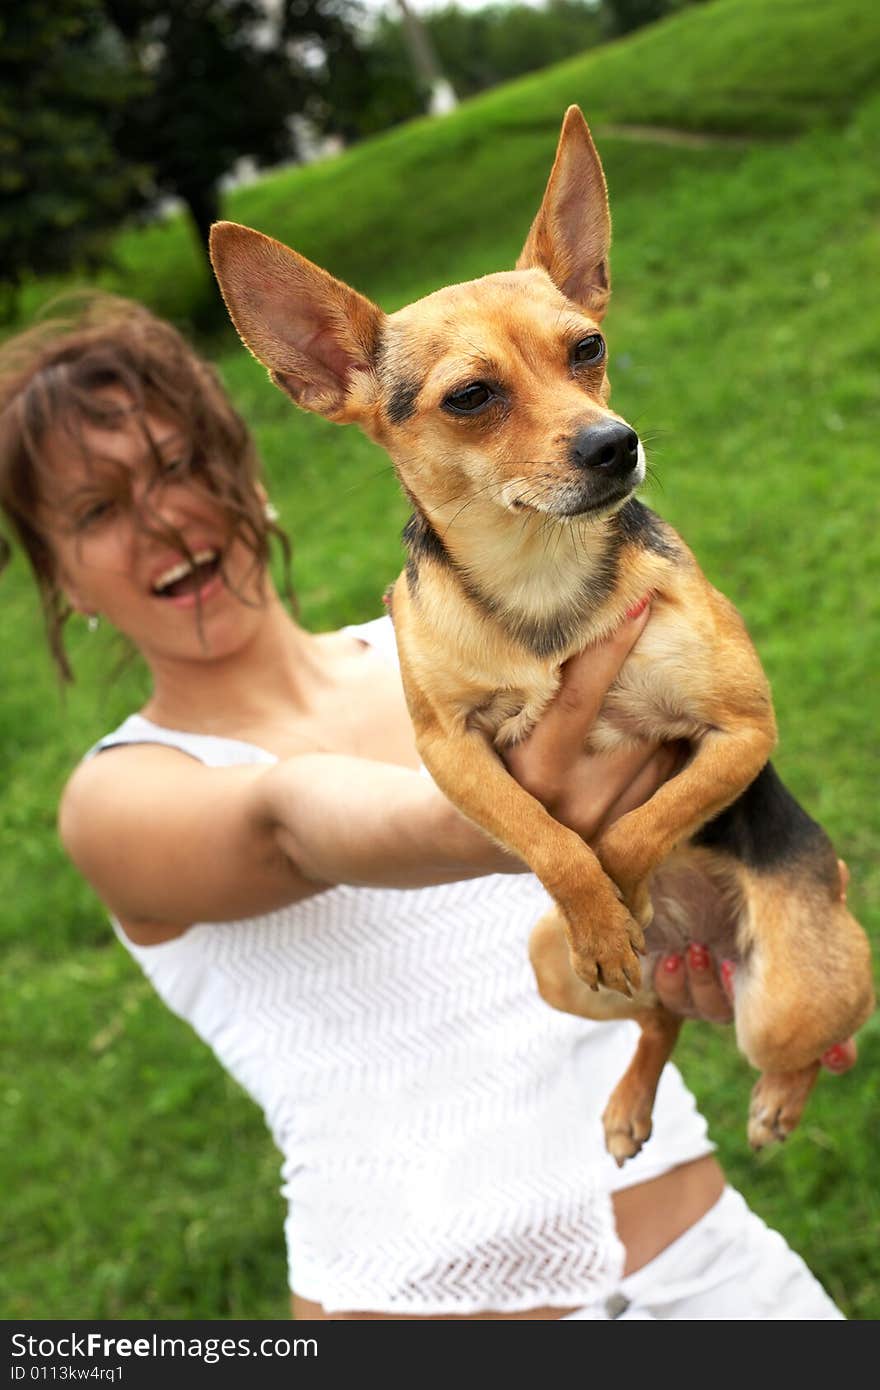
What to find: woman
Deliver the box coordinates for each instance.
[0,295,853,1319]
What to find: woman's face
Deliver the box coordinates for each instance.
[40,396,268,666]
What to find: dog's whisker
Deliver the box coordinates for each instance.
[437,477,515,540]
[563,517,579,568]
[548,519,563,566]
[334,462,401,500]
[423,477,511,529]
[423,488,479,515]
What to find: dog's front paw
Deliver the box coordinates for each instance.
[603,879,649,953]
[569,903,643,999]
[747,1065,819,1150]
[625,884,652,944]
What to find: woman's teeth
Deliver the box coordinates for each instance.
[152,550,218,597]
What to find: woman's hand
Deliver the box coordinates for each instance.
[507,612,860,1075]
[504,599,682,845]
[653,859,858,1071]
[653,946,734,1023]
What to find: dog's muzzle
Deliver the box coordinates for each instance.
[570,421,641,479]
[557,421,645,515]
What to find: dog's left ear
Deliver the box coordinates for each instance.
[209,221,384,422]
[516,106,611,320]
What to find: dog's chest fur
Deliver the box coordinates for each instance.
[403,537,725,753]
[397,497,770,761]
[469,603,718,750]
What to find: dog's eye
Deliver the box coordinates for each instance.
[443,382,495,415]
[571,335,606,368]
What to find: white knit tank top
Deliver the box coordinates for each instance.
[92,616,712,1315]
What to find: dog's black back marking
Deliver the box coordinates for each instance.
[694,762,839,889]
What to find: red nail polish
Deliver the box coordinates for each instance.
[662,954,683,973]
[687,942,710,971]
[626,594,650,620]
[720,959,735,991]
[821,1044,847,1069]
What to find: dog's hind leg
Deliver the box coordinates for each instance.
[747,1063,820,1149]
[732,851,873,1148]
[601,1007,682,1166]
[529,910,678,1165]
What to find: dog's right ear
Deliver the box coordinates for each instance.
[209,222,384,422]
[516,107,611,320]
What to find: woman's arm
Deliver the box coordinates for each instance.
[59,606,669,930]
[58,745,508,931]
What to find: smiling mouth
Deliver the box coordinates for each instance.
[152,550,222,599]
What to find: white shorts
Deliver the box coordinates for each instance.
[562,1187,844,1320]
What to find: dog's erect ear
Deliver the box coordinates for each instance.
[209,222,384,422]
[516,107,611,320]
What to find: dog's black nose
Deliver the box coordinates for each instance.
[571,422,640,478]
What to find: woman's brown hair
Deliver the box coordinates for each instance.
[0,293,292,680]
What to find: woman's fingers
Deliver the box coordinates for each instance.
[819,865,857,1072]
[820,1038,857,1073]
[523,599,652,767]
[653,944,734,1023]
[654,950,858,1071]
[504,600,659,828]
[683,944,735,1023]
[653,953,691,1015]
[599,741,685,830]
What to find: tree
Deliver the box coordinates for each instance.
[0,0,415,311]
[0,1,143,315]
[104,0,366,257]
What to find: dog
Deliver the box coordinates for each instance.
[209,106,874,1163]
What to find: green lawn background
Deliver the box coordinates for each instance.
[3,0,879,1318]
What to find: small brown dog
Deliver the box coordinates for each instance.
[210,107,873,1162]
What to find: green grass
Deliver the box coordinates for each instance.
[3,0,880,1319]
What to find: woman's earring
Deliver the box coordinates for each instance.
[86,614,100,633]
[264,499,280,524]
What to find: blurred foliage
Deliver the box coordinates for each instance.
[104,0,368,248]
[600,0,707,38]
[360,0,713,112]
[0,0,373,313]
[0,0,716,317]
[0,1,143,317]
[364,1,603,107]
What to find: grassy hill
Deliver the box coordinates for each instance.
[3,0,880,1319]
[16,0,880,329]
